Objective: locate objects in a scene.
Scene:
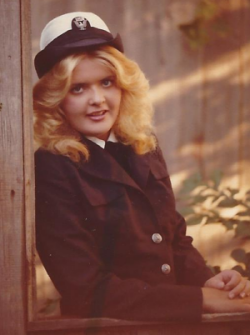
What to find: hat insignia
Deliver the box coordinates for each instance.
[72,16,90,30]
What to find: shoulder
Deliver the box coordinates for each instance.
[35,149,69,169]
[147,138,167,166]
[142,140,170,181]
[35,149,79,180]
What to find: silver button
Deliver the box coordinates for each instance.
[152,233,163,244]
[161,264,171,274]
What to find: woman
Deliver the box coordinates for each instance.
[34,12,250,321]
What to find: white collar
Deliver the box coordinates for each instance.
[86,131,118,149]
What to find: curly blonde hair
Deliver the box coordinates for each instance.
[33,46,156,161]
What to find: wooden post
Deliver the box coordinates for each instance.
[0,0,31,334]
[1,1,250,334]
[21,0,37,325]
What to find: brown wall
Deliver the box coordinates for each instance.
[31,0,250,191]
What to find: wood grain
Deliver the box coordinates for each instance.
[0,0,28,334]
[27,313,250,334]
[21,0,37,324]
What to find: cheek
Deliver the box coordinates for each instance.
[113,89,122,110]
[60,97,72,114]
[61,96,82,116]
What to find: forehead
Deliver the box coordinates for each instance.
[71,57,114,83]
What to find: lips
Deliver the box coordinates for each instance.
[87,110,107,121]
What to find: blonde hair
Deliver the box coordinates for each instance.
[33,46,156,162]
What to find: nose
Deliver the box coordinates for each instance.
[89,86,105,105]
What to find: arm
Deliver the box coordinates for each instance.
[149,143,250,314]
[153,146,213,287]
[171,203,250,299]
[202,287,250,313]
[172,212,213,286]
[152,143,213,287]
[204,270,250,298]
[170,206,250,312]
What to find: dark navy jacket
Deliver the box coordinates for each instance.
[35,138,212,321]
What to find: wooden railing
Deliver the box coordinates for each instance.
[1,1,250,334]
[27,313,250,335]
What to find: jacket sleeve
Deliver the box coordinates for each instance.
[172,212,213,286]
[154,144,213,286]
[35,150,204,322]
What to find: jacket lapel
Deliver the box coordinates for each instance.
[127,149,151,189]
[78,138,150,191]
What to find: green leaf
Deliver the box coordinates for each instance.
[231,265,246,277]
[217,197,238,208]
[180,173,203,194]
[186,214,204,226]
[235,221,250,238]
[212,21,229,38]
[236,209,250,217]
[210,194,222,204]
[204,216,221,225]
[227,188,239,196]
[209,209,220,218]
[179,207,195,216]
[245,190,250,201]
[200,192,217,198]
[222,220,235,231]
[192,195,209,204]
[197,1,218,21]
[208,265,221,275]
[210,170,222,189]
[231,249,247,263]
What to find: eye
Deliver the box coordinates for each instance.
[71,84,84,94]
[102,79,113,87]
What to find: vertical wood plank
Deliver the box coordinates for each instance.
[0,0,30,333]
[21,0,37,323]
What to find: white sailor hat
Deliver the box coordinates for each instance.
[34,12,124,78]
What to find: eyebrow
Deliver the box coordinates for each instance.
[71,75,116,86]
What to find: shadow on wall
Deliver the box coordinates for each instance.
[149,2,250,190]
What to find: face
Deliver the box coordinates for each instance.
[61,57,122,141]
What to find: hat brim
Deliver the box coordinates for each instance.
[35,33,123,78]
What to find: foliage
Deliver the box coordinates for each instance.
[178,171,250,238]
[231,248,250,278]
[179,0,229,49]
[178,171,250,278]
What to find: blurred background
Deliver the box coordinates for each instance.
[31,0,250,317]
